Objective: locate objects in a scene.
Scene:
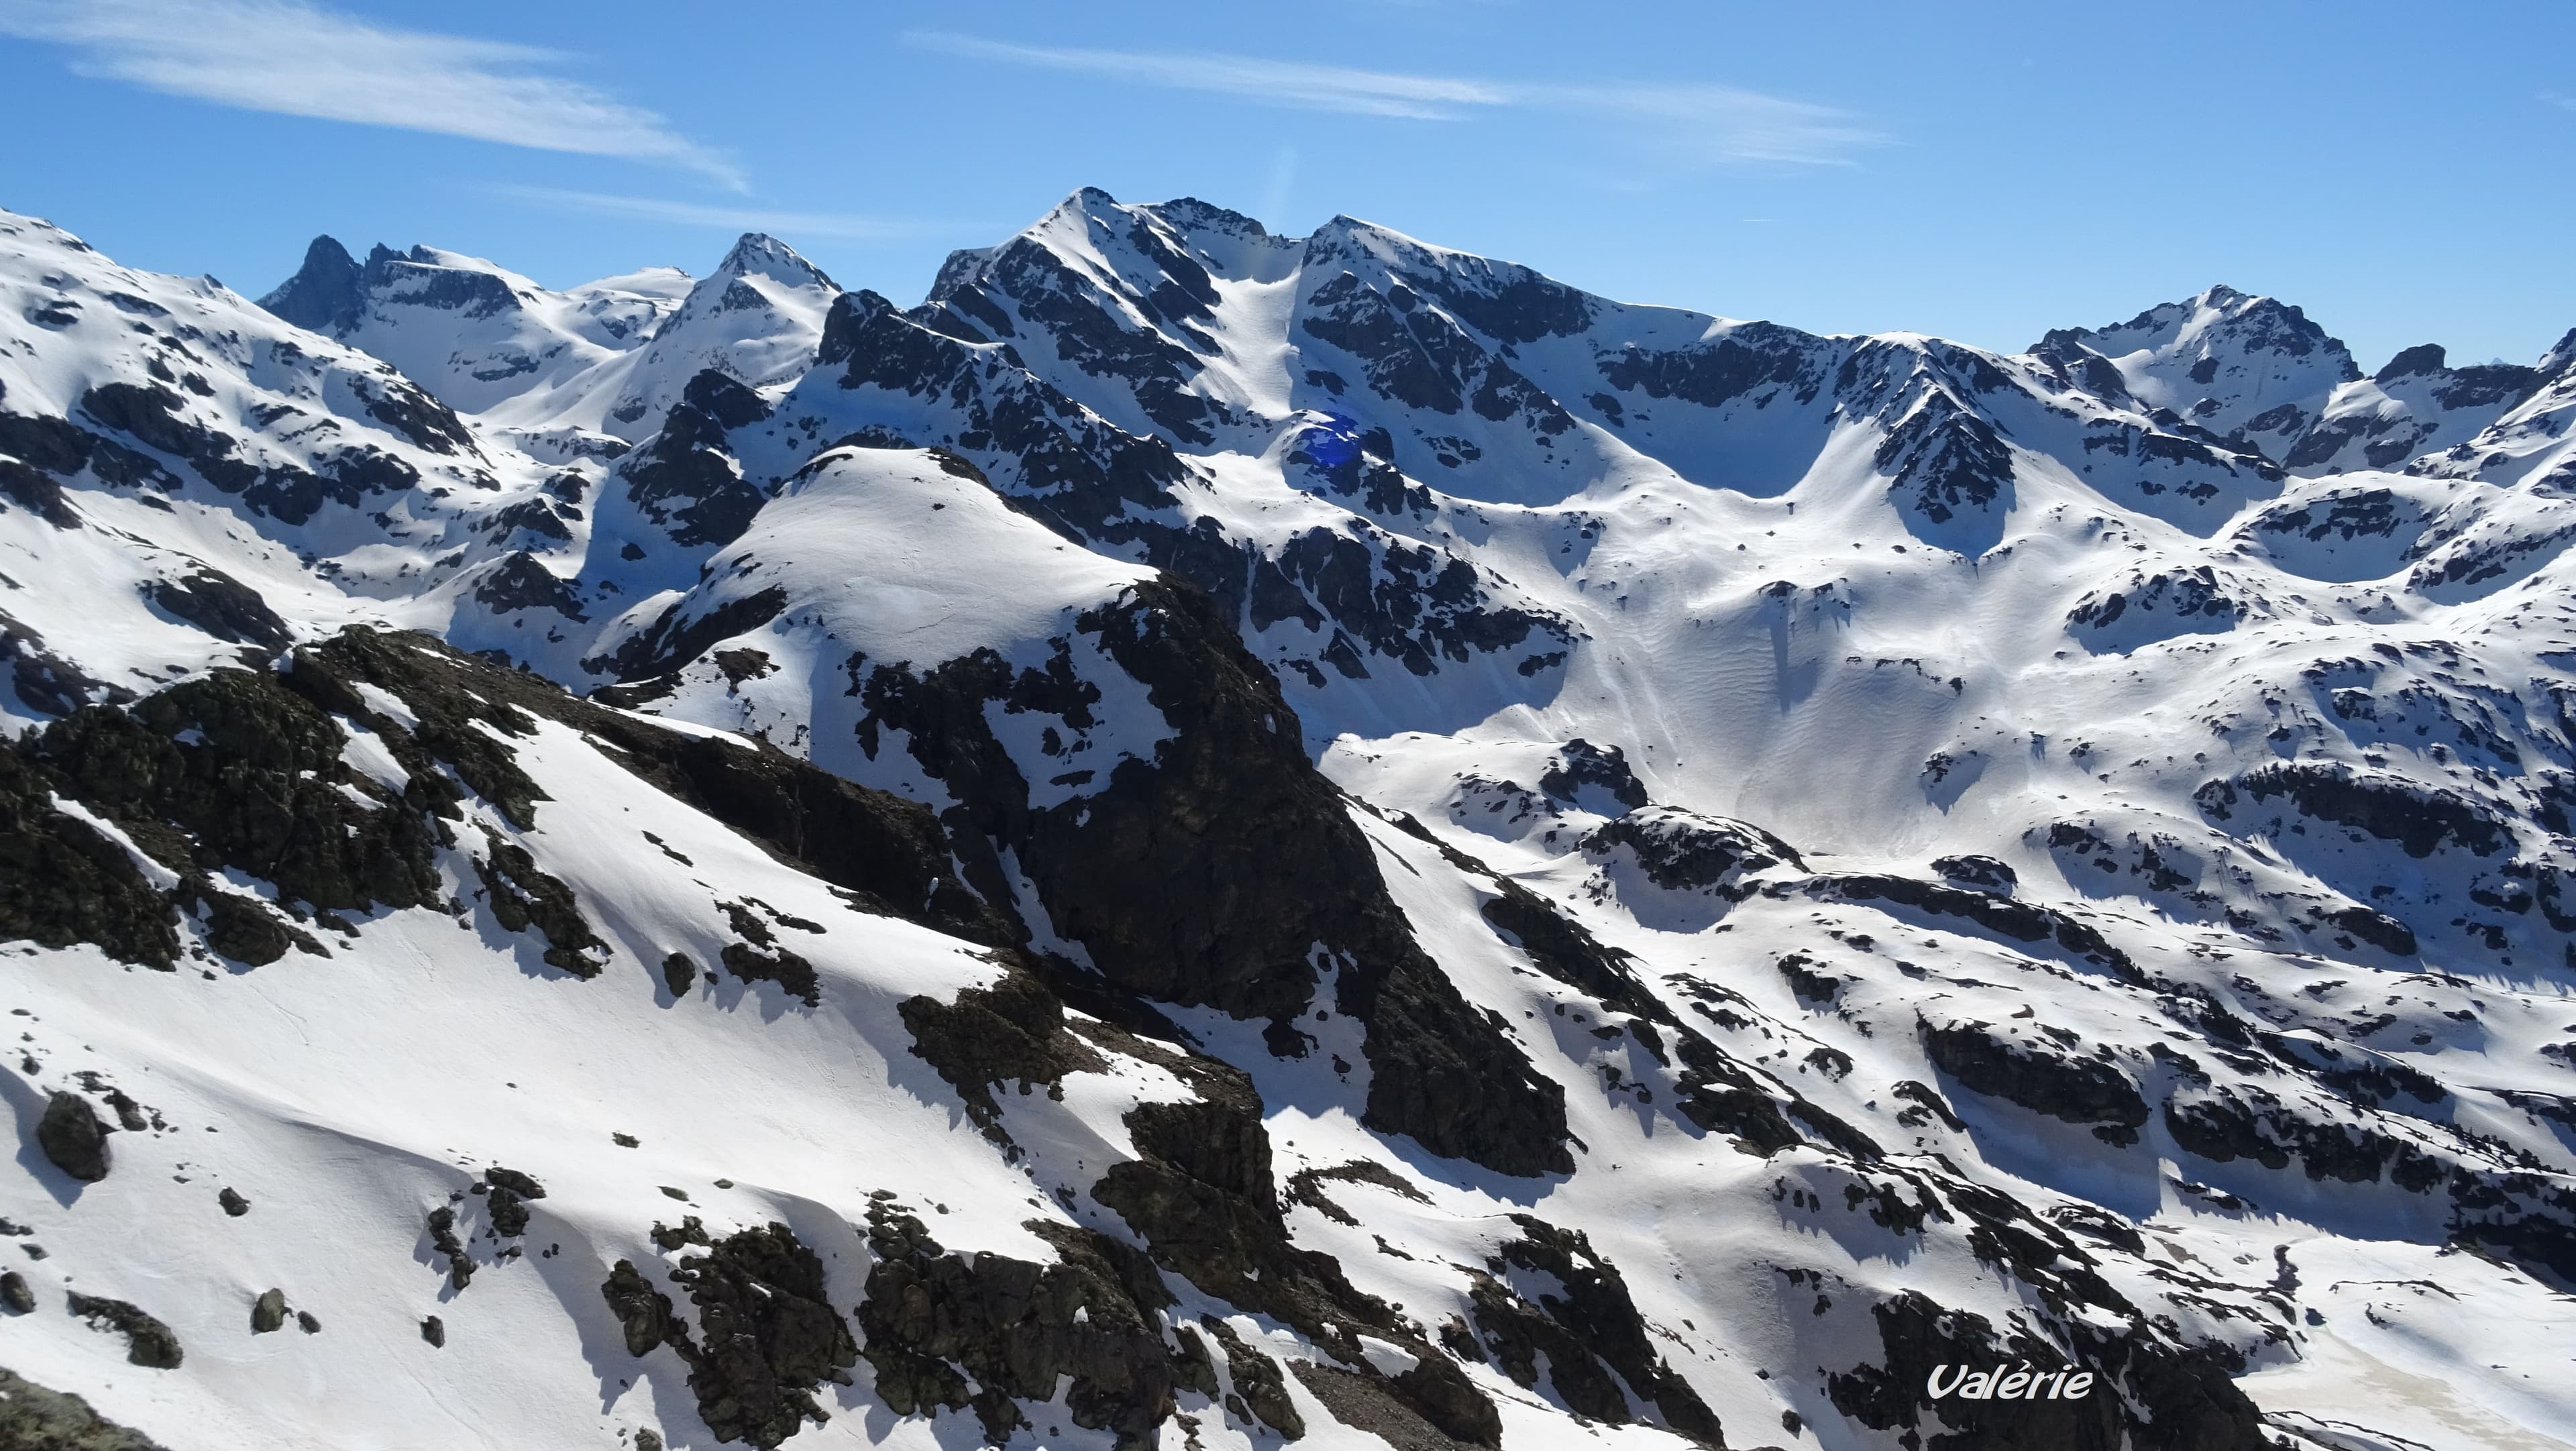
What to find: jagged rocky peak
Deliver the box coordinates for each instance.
[704,230,837,295]
[2291,337,2556,476]
[2374,341,2451,382]
[10,196,2576,1451]
[631,231,839,364]
[1299,211,1601,344]
[2037,283,2361,458]
[255,234,363,333]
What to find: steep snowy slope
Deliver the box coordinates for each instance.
[3,195,2575,1451]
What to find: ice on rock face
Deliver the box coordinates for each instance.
[0,194,2573,1451]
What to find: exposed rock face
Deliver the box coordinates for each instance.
[856,578,1572,1178]
[1085,1051,1501,1446]
[138,568,292,652]
[1585,808,1804,894]
[667,1224,859,1448]
[472,828,605,975]
[0,1366,171,1450]
[427,1206,474,1291]
[24,664,449,921]
[484,1166,545,1237]
[65,1293,182,1368]
[256,235,365,334]
[612,371,776,551]
[2198,761,2509,859]
[13,197,2576,1451]
[1467,1217,1723,1446]
[1207,1320,1305,1439]
[0,737,181,969]
[1920,1020,2151,1140]
[36,1091,112,1181]
[859,1201,1175,1447]
[604,1222,858,1450]
[897,962,1104,1148]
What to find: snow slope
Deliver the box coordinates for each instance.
[0,194,2572,1451]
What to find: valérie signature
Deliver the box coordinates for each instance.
[1925,1363,2096,1401]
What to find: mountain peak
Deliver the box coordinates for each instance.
[256,233,364,334]
[2538,327,2576,378]
[714,231,835,291]
[2375,342,2449,383]
[12,196,2576,1451]
[1140,195,1270,241]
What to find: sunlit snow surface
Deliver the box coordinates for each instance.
[1,193,2574,1449]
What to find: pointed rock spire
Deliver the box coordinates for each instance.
[256,235,364,334]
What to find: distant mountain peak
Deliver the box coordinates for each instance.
[255,233,364,333]
[712,231,835,291]
[11,193,2576,1451]
[2375,342,2449,383]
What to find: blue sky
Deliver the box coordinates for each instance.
[3,0,2570,368]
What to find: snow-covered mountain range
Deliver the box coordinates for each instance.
[2,187,2573,1451]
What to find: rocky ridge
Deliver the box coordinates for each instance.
[0,191,2570,1450]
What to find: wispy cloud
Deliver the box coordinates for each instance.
[910,33,1501,121]
[2546,91,2576,112]
[0,0,742,187]
[493,186,980,242]
[904,31,1882,165]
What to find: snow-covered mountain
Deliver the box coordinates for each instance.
[3,189,2574,1451]
[258,228,837,445]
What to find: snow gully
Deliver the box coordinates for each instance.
[1925,1362,2096,1401]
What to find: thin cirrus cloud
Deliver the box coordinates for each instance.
[0,0,744,188]
[492,186,983,243]
[904,31,1884,166]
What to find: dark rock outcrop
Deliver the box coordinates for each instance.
[0,1366,171,1449]
[606,1223,857,1450]
[1087,1053,1501,1446]
[1467,1216,1723,1446]
[257,235,366,334]
[1921,1021,2150,1140]
[614,374,772,550]
[427,1206,474,1290]
[140,568,292,651]
[859,1201,1175,1447]
[65,1292,182,1368]
[472,828,605,976]
[1586,808,1803,894]
[484,1166,545,1237]
[855,578,1571,1177]
[36,1091,112,1181]
[0,735,180,969]
[2197,763,2509,859]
